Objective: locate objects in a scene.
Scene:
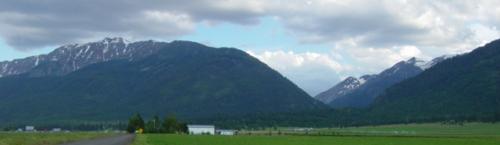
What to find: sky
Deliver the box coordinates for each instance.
[0,0,499,96]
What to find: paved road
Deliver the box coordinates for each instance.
[60,134,135,145]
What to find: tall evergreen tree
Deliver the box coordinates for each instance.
[127,113,145,133]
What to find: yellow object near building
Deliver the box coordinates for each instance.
[136,128,144,134]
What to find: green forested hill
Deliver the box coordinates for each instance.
[368,39,500,123]
[0,40,326,125]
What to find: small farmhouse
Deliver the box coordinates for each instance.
[187,125,215,135]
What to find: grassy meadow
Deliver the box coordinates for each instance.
[133,123,500,145]
[317,122,500,137]
[0,132,113,145]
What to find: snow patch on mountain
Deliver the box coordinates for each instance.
[315,56,452,106]
[0,37,168,78]
[414,55,453,70]
[315,76,370,104]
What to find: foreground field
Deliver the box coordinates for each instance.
[133,123,500,145]
[133,134,500,145]
[0,132,113,145]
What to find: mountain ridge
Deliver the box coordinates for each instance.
[315,55,450,108]
[0,37,166,77]
[0,38,327,124]
[368,39,500,122]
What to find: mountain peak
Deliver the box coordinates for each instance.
[317,55,452,108]
[57,37,129,50]
[0,37,168,77]
[96,37,130,48]
[413,55,452,70]
[102,37,127,44]
[407,57,417,62]
[404,57,426,66]
[314,76,364,104]
[344,76,358,82]
[170,40,208,48]
[396,57,444,70]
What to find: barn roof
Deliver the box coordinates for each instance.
[187,125,215,128]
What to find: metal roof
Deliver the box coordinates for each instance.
[187,125,215,128]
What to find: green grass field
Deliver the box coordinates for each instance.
[236,122,500,137]
[317,122,500,137]
[0,132,113,145]
[133,123,500,145]
[133,134,500,145]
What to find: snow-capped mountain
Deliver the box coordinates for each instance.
[315,75,373,104]
[315,56,451,108]
[369,39,500,123]
[0,37,167,77]
[0,38,327,123]
[414,55,454,70]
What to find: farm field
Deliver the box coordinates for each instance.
[133,123,500,145]
[0,132,114,145]
[237,122,500,137]
[133,134,500,145]
[318,122,500,137]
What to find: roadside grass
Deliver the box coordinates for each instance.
[132,133,150,145]
[133,123,500,145]
[0,132,114,145]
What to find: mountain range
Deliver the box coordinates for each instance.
[0,37,499,127]
[0,38,162,77]
[315,56,450,108]
[0,38,326,124]
[368,39,500,123]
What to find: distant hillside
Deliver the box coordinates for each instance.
[316,56,448,108]
[0,38,326,124]
[369,39,500,123]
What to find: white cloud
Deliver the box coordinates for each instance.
[399,45,423,58]
[469,24,500,47]
[137,11,195,35]
[341,41,428,73]
[2,0,499,54]
[247,50,346,96]
[265,0,500,55]
[0,0,267,50]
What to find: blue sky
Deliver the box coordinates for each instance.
[0,40,53,61]
[180,17,332,53]
[0,0,499,95]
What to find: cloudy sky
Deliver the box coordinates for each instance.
[0,0,499,95]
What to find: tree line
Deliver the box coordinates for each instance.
[127,113,187,134]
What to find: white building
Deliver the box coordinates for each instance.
[25,126,35,132]
[217,130,236,136]
[187,125,215,135]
